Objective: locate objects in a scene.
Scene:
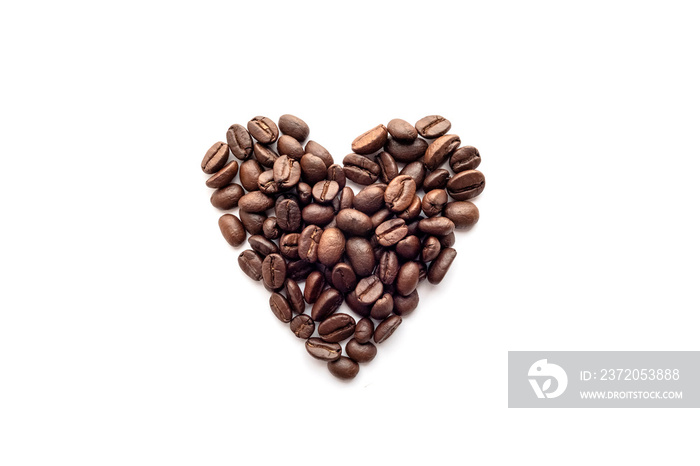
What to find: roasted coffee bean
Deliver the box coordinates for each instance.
[277,135,305,159]
[424,134,461,170]
[396,235,421,260]
[345,291,372,317]
[218,214,246,247]
[257,170,279,194]
[396,195,422,221]
[301,203,335,225]
[387,118,418,142]
[300,153,328,185]
[418,216,455,236]
[439,231,455,248]
[353,184,387,215]
[304,140,334,167]
[344,237,375,277]
[384,175,417,212]
[396,261,420,296]
[352,124,388,155]
[279,233,300,259]
[370,208,392,228]
[238,249,263,281]
[355,275,383,305]
[278,114,309,142]
[226,124,253,160]
[377,250,399,285]
[327,356,359,379]
[298,225,323,262]
[201,141,230,174]
[416,261,427,281]
[305,337,341,361]
[275,198,302,231]
[239,159,264,191]
[253,143,279,168]
[312,180,340,204]
[394,290,419,316]
[415,115,451,138]
[354,318,374,344]
[346,339,377,363]
[290,314,314,339]
[371,293,394,320]
[427,247,457,284]
[311,288,344,321]
[287,260,316,281]
[336,209,373,236]
[304,270,326,304]
[376,152,399,183]
[446,169,485,200]
[248,234,279,256]
[374,315,402,344]
[317,228,345,267]
[337,188,353,212]
[343,153,381,185]
[330,262,356,293]
[297,182,313,205]
[210,183,244,210]
[400,161,426,189]
[421,236,441,262]
[239,210,266,235]
[443,201,479,229]
[247,116,279,144]
[261,253,287,290]
[262,217,281,239]
[405,216,423,236]
[285,278,305,314]
[269,292,292,323]
[423,169,451,191]
[239,191,274,213]
[273,155,301,189]
[375,218,408,247]
[206,160,239,188]
[384,137,428,163]
[318,313,356,343]
[327,164,346,190]
[422,189,448,217]
[450,145,481,172]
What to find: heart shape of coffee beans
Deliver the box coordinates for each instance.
[201,115,484,380]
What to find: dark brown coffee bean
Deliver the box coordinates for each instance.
[326,164,346,190]
[352,124,388,155]
[298,225,323,262]
[257,170,279,195]
[218,214,246,247]
[317,228,345,267]
[450,146,481,172]
[376,152,399,184]
[210,183,244,210]
[262,217,281,240]
[285,278,305,314]
[247,116,279,144]
[277,135,305,159]
[439,232,455,248]
[343,153,381,185]
[353,184,387,215]
[303,270,325,304]
[346,339,377,363]
[327,356,359,379]
[238,191,274,213]
[275,199,302,232]
[311,288,343,321]
[421,236,441,262]
[443,201,479,229]
[301,203,334,225]
[355,275,383,305]
[269,292,292,323]
[428,247,457,284]
[318,313,356,343]
[279,233,300,260]
[252,143,279,168]
[345,237,375,277]
[278,114,309,142]
[424,134,461,171]
[423,169,451,191]
[375,218,408,247]
[446,170,486,200]
[206,160,238,188]
[226,124,253,160]
[394,290,419,316]
[239,159,263,191]
[238,249,263,281]
[336,209,373,236]
[272,155,301,189]
[299,153,327,185]
[304,140,333,167]
[374,315,402,344]
[305,337,341,361]
[377,250,399,285]
[354,318,374,344]
[248,234,279,256]
[296,182,313,205]
[312,180,339,204]
[400,161,426,189]
[261,253,287,290]
[345,291,371,317]
[371,293,394,320]
[387,118,417,142]
[287,260,315,281]
[396,261,420,296]
[415,115,451,138]
[329,262,355,293]
[396,195,422,221]
[418,216,455,236]
[239,210,266,235]
[384,137,428,163]
[370,208,392,228]
[384,175,417,212]
[396,235,421,260]
[201,141,230,174]
[290,314,314,339]
[422,189,448,217]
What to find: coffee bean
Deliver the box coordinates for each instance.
[305,337,341,361]
[396,261,420,296]
[299,153,327,185]
[226,124,253,160]
[238,249,263,281]
[396,195,422,221]
[206,160,238,188]
[275,198,302,232]
[261,253,287,290]
[387,118,418,142]
[374,315,402,344]
[239,210,267,235]
[422,189,448,217]
[253,143,279,168]
[261,217,281,240]
[377,250,399,285]
[238,191,274,213]
[329,262,355,293]
[384,137,428,163]
[297,182,313,205]
[269,292,292,323]
[301,270,324,304]
[247,116,279,144]
[443,201,479,229]
[450,145,481,172]
[318,313,356,342]
[375,218,408,247]
[399,161,426,190]
[312,180,340,204]
[405,216,423,236]
[210,183,244,210]
[327,164,346,190]
[353,184,387,215]
[345,290,371,317]
[343,237,375,277]
[415,115,451,138]
[285,278,305,314]
[257,170,279,195]
[424,134,461,171]
[301,203,335,225]
[346,338,377,363]
[273,155,301,189]
[218,214,246,247]
[304,140,333,167]
[352,124,388,155]
[396,235,421,261]
[370,208,392,228]
[327,356,360,379]
[298,225,323,262]
[446,169,485,200]
[239,159,264,191]
[279,233,300,260]
[376,152,399,184]
[427,247,457,284]
[277,135,305,159]
[287,260,316,281]
[423,169,450,191]
[248,234,279,256]
[317,228,345,267]
[278,114,309,142]
[354,318,374,344]
[355,275,383,305]
[201,141,230,174]
[336,209,373,236]
[290,314,314,339]
[439,231,455,248]
[418,216,455,236]
[421,236,441,262]
[343,153,381,185]
[311,288,343,321]
[394,290,419,316]
[384,175,417,212]
[371,293,394,320]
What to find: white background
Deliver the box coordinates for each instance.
[1,1,699,464]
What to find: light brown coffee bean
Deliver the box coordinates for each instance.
[352,124,388,155]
